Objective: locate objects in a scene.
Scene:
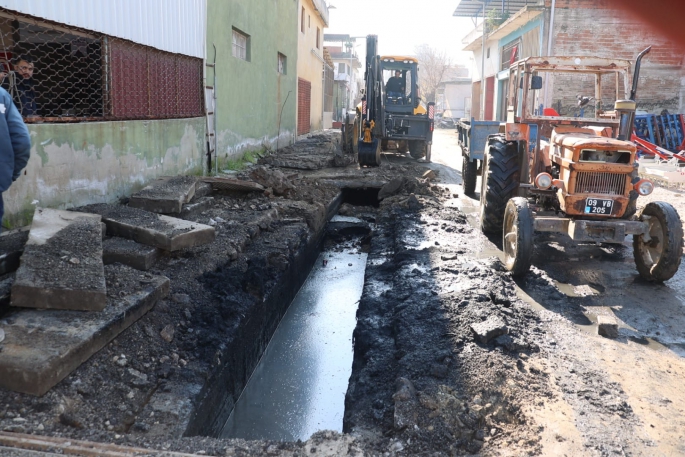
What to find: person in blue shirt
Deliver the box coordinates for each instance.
[0,86,31,228]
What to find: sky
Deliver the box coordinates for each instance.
[326,0,477,73]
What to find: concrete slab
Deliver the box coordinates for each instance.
[103,237,162,271]
[11,208,107,311]
[129,176,197,214]
[180,196,214,219]
[202,177,264,192]
[0,265,169,396]
[82,204,215,251]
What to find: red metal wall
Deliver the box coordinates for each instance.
[110,39,203,119]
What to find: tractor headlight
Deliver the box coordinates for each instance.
[535,172,553,190]
[634,179,654,196]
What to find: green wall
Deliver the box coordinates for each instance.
[5,118,204,228]
[206,0,298,164]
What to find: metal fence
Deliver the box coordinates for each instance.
[0,9,203,122]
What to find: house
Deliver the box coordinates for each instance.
[0,0,207,227]
[297,0,330,135]
[436,66,471,120]
[323,34,363,126]
[206,0,299,166]
[454,0,685,121]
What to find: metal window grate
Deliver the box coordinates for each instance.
[574,172,627,195]
[0,9,203,122]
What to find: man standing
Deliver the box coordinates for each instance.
[0,86,30,227]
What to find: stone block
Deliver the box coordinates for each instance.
[82,204,215,252]
[180,197,215,219]
[597,315,619,339]
[11,208,107,311]
[0,265,169,395]
[471,315,508,344]
[129,176,197,214]
[103,237,162,271]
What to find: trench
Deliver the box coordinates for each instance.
[188,187,379,440]
[220,240,367,441]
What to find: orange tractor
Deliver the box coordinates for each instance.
[479,47,683,281]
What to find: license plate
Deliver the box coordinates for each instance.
[585,198,613,215]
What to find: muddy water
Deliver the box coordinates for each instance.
[220,246,367,441]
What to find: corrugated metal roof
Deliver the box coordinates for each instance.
[453,0,543,18]
[0,0,206,58]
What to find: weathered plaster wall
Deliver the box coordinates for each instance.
[207,0,299,164]
[4,118,204,228]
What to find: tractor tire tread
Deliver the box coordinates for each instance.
[633,201,683,282]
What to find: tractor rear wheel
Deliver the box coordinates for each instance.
[503,197,534,277]
[633,201,683,282]
[462,155,478,196]
[409,140,426,160]
[479,135,520,233]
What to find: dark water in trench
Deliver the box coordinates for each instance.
[219,245,367,441]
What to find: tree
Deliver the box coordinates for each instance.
[414,44,452,104]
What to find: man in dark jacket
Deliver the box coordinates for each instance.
[0,86,31,227]
[13,56,37,117]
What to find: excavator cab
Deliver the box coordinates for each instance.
[381,57,418,114]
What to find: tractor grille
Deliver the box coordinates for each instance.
[574,172,627,195]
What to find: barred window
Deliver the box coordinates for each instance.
[0,10,203,122]
[278,53,286,74]
[316,28,320,49]
[232,29,248,61]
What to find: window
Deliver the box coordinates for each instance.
[278,53,287,74]
[316,28,320,49]
[0,12,202,122]
[338,62,346,74]
[301,7,305,33]
[501,39,520,70]
[232,28,248,61]
[308,15,310,28]
[486,47,490,58]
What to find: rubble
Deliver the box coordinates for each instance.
[470,315,509,344]
[129,176,198,214]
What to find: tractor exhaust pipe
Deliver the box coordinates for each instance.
[617,46,651,141]
[630,46,651,101]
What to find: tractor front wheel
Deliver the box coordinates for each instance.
[633,201,683,282]
[503,197,534,277]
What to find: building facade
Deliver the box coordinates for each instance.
[206,0,299,166]
[456,0,685,121]
[323,34,362,125]
[297,0,330,135]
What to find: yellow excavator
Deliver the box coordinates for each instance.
[341,35,436,166]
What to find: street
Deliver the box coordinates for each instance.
[425,128,685,455]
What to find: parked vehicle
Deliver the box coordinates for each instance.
[477,46,683,282]
[456,117,500,195]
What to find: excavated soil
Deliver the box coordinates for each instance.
[0,130,682,456]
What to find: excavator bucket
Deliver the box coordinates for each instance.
[357,138,381,167]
